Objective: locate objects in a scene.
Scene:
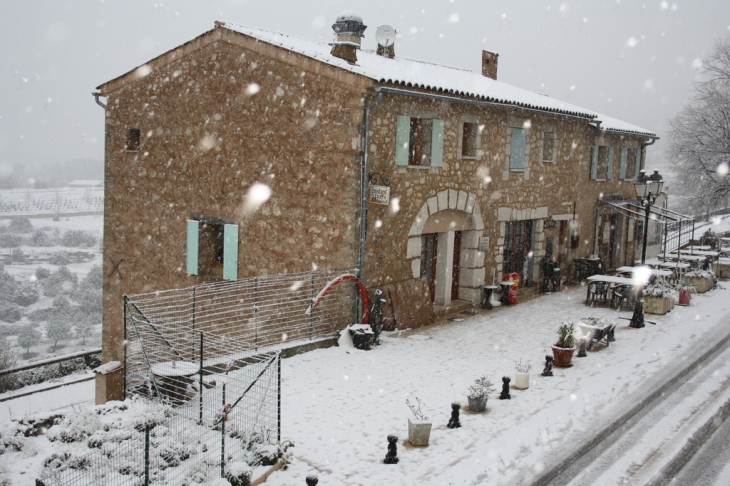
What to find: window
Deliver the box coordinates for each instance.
[187,217,238,280]
[461,122,478,158]
[509,128,527,170]
[590,145,614,180]
[542,131,556,163]
[126,127,141,151]
[395,115,444,167]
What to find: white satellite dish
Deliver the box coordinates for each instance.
[375,25,396,47]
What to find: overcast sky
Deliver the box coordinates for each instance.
[1,0,729,182]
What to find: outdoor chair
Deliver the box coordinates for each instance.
[588,281,610,306]
[611,284,634,310]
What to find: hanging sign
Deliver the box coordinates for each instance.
[369,185,390,205]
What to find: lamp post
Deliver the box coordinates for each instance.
[630,169,664,328]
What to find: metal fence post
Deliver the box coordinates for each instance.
[254,277,258,348]
[123,295,128,400]
[310,271,314,340]
[221,383,226,478]
[191,286,196,360]
[277,353,281,443]
[199,332,204,424]
[145,424,150,486]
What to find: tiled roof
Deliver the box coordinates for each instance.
[220,22,657,138]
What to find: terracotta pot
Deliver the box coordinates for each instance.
[551,346,575,367]
[679,288,692,305]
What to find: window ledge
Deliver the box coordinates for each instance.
[509,168,526,172]
[406,165,435,170]
[460,155,478,160]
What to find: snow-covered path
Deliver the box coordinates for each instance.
[265,284,730,485]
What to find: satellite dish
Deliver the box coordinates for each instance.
[375,25,396,47]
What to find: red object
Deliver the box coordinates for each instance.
[679,288,692,306]
[306,274,369,324]
[508,285,518,305]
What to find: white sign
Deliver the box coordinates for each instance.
[369,185,390,205]
[479,237,490,252]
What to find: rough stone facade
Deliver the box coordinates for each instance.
[97,23,653,402]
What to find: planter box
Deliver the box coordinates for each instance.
[408,419,432,446]
[719,263,730,279]
[644,295,671,315]
[514,372,530,390]
[684,276,712,293]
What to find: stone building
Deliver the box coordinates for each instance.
[95,13,659,402]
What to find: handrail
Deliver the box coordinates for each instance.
[0,348,101,377]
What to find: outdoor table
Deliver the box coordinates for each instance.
[480,285,499,309]
[585,274,637,305]
[679,249,718,257]
[150,361,199,404]
[498,281,514,306]
[616,266,673,286]
[664,253,705,262]
[574,256,603,280]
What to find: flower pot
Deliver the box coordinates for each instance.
[644,295,670,315]
[408,418,432,446]
[514,371,530,390]
[551,346,575,367]
[678,288,692,305]
[468,395,488,412]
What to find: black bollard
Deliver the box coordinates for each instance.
[499,376,511,400]
[447,402,461,428]
[542,355,554,377]
[577,338,588,358]
[383,435,399,464]
[306,475,319,486]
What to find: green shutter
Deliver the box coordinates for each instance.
[223,224,238,281]
[430,119,444,167]
[607,146,614,180]
[619,148,628,180]
[635,148,642,179]
[186,220,199,275]
[510,128,527,169]
[590,145,598,180]
[395,115,411,166]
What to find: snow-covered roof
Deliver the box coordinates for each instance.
[220,22,657,137]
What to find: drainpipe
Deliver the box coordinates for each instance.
[92,92,106,109]
[358,90,383,282]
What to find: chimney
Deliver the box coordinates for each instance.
[481,50,499,80]
[330,12,367,64]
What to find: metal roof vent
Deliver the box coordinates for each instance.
[330,11,367,64]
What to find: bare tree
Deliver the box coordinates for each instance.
[668,37,730,213]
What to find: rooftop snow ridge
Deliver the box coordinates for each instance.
[217,21,656,137]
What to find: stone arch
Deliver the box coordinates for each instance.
[406,189,486,305]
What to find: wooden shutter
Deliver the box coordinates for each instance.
[186,220,199,275]
[635,148,642,179]
[430,119,444,167]
[607,146,614,180]
[510,128,527,169]
[590,145,598,180]
[619,148,628,180]
[395,115,411,166]
[223,224,238,281]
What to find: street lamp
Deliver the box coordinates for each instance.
[630,169,664,328]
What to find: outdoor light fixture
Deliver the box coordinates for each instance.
[630,169,664,328]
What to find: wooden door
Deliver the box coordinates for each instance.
[421,233,438,301]
[451,231,462,301]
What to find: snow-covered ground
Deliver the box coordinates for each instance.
[1,277,730,484]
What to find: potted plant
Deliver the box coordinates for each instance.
[677,280,696,306]
[552,323,576,367]
[684,270,712,293]
[466,376,495,412]
[514,359,531,390]
[406,397,432,446]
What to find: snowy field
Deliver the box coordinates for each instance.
[0,278,730,484]
[0,212,103,364]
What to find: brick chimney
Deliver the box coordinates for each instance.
[330,12,367,64]
[481,50,499,80]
